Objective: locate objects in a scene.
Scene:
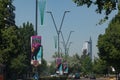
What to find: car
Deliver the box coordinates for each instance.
[90,75,96,80]
[68,74,74,79]
[50,74,58,77]
[74,73,80,79]
[84,75,89,78]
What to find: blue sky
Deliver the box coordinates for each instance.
[13,0,117,62]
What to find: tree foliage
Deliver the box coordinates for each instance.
[0,0,9,48]
[13,22,35,76]
[0,0,48,79]
[0,0,10,27]
[0,26,19,64]
[51,52,93,74]
[93,58,108,74]
[0,21,35,79]
[97,12,120,72]
[73,0,120,24]
[48,61,56,74]
[73,0,119,15]
[68,53,81,73]
[18,22,35,66]
[0,26,22,79]
[37,59,48,75]
[81,56,92,74]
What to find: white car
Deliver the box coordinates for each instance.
[50,74,58,77]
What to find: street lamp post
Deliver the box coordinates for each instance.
[47,11,70,58]
[61,31,74,55]
[60,31,73,75]
[32,0,38,79]
[67,42,72,55]
[35,0,38,35]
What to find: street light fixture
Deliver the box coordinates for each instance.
[47,11,70,57]
[60,31,74,55]
[67,42,72,55]
[66,31,74,48]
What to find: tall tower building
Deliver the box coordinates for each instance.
[82,37,92,60]
[88,37,92,60]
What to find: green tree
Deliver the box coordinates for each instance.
[73,0,120,24]
[0,26,22,79]
[12,22,35,78]
[73,0,118,13]
[19,22,35,67]
[80,54,92,75]
[0,22,35,79]
[68,53,81,73]
[73,0,119,16]
[0,0,47,79]
[0,26,19,63]
[93,58,108,75]
[37,59,48,75]
[0,0,16,63]
[52,52,59,59]
[10,54,27,79]
[50,53,81,73]
[97,12,120,73]
[48,61,56,74]
[0,0,11,27]
[0,0,13,50]
[19,22,48,77]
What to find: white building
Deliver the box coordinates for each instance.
[82,37,92,60]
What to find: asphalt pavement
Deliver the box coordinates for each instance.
[67,77,107,80]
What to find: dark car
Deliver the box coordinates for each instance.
[74,73,80,79]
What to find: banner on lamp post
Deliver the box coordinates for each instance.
[54,36,57,49]
[38,0,46,25]
[31,36,43,67]
[63,62,68,74]
[56,57,63,74]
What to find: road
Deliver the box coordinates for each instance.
[69,77,106,80]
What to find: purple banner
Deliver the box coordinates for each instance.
[31,36,42,66]
[56,58,62,74]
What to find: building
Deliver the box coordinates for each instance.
[82,37,92,60]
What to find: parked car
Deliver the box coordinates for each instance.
[84,74,89,78]
[50,74,58,77]
[68,74,74,79]
[74,73,80,79]
[90,74,96,80]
